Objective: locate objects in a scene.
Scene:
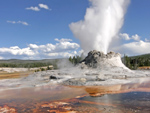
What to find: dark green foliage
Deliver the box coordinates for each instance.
[40,68,45,71]
[0,59,59,69]
[69,55,82,65]
[123,54,150,70]
[69,56,72,63]
[0,62,52,68]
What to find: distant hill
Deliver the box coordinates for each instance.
[130,53,150,59]
[0,59,59,64]
[0,58,67,69]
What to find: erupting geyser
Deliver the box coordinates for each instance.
[1,0,150,88]
[70,0,130,54]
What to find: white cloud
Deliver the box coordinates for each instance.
[0,39,80,59]
[29,44,39,49]
[112,40,150,56]
[55,38,72,42]
[119,33,130,40]
[110,33,150,56]
[119,33,140,41]
[17,21,29,26]
[0,56,4,59]
[0,46,35,56]
[39,4,50,10]
[145,38,150,42]
[131,34,140,41]
[26,6,40,11]
[7,21,16,24]
[26,4,50,12]
[7,21,29,26]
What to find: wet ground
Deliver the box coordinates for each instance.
[0,78,150,113]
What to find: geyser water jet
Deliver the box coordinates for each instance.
[70,0,130,54]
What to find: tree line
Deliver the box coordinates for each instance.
[69,55,83,65]
[0,62,58,69]
[123,54,150,70]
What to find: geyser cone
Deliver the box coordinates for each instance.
[80,50,130,71]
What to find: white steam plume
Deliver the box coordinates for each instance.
[70,0,130,54]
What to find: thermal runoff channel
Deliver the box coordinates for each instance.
[70,0,130,54]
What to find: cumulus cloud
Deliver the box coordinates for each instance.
[0,46,35,56]
[39,4,50,10]
[112,40,150,56]
[26,6,40,11]
[131,34,140,41]
[119,33,130,40]
[7,21,29,26]
[119,33,140,41]
[111,33,149,56]
[0,39,80,59]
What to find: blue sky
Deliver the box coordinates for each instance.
[0,0,88,48]
[123,0,150,39]
[0,0,150,59]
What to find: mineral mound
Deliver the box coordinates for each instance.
[62,50,138,86]
[80,50,130,72]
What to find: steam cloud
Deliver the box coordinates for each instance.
[70,0,130,54]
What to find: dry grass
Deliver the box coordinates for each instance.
[138,66,150,70]
[0,71,33,79]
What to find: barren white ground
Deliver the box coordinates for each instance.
[0,65,149,91]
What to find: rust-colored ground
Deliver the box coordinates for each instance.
[0,71,33,79]
[0,105,17,113]
[68,80,150,97]
[0,79,150,112]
